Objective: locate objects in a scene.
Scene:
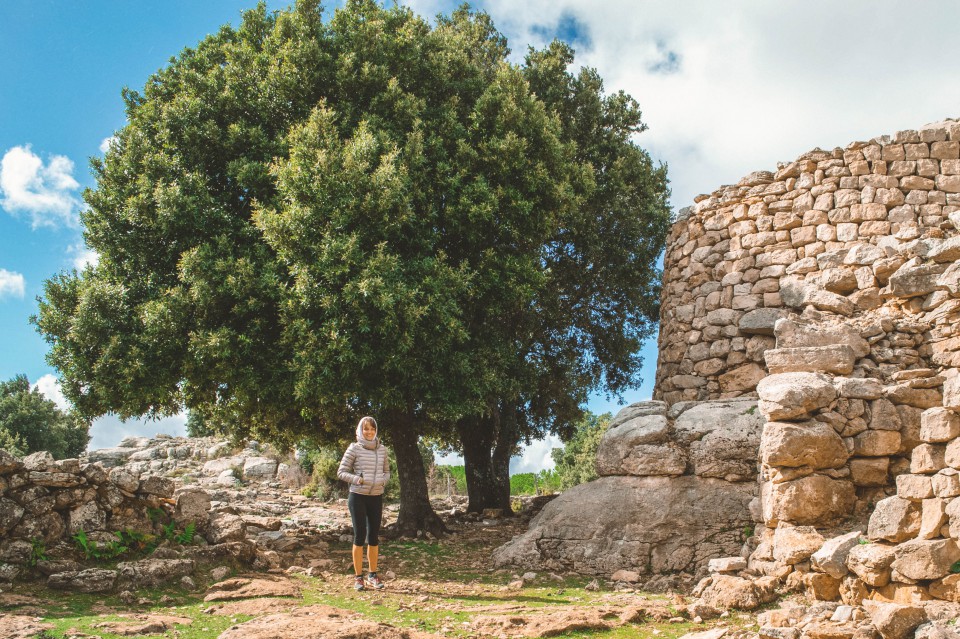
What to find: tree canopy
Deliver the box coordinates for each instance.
[34,0,669,531]
[0,375,90,459]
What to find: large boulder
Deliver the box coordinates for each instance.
[492,475,756,576]
[674,399,764,481]
[595,406,672,477]
[757,373,836,421]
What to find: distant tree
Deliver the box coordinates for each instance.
[0,375,90,459]
[550,411,610,491]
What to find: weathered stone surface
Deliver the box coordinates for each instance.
[912,445,948,474]
[944,374,960,412]
[765,345,856,375]
[207,512,247,545]
[216,606,440,639]
[204,577,302,602]
[595,414,672,476]
[862,601,927,639]
[67,501,106,534]
[0,497,25,535]
[492,476,756,576]
[86,447,137,467]
[850,458,890,487]
[242,457,278,480]
[718,364,767,393]
[929,574,960,603]
[891,539,960,581]
[699,575,760,610]
[175,487,211,526]
[739,309,783,335]
[811,531,862,579]
[932,469,960,497]
[868,496,921,542]
[139,474,175,497]
[897,474,934,500]
[675,400,763,481]
[847,542,897,587]
[853,431,902,457]
[708,557,747,573]
[776,318,870,357]
[886,259,948,298]
[836,377,883,400]
[108,467,140,493]
[757,372,837,421]
[804,573,842,602]
[921,408,960,443]
[772,525,824,565]
[48,568,118,593]
[761,421,848,469]
[117,558,195,588]
[762,475,856,526]
[202,456,246,477]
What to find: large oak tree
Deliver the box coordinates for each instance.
[35,0,669,531]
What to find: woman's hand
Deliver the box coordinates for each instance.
[357,477,364,486]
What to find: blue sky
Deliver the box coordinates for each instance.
[2,1,959,468]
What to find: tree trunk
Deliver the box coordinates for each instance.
[458,410,514,514]
[387,410,448,538]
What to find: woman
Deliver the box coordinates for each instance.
[337,415,390,591]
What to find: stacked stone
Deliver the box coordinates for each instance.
[657,118,960,405]
[0,448,196,580]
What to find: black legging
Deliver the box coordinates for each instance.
[348,492,383,547]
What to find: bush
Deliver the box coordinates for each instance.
[0,375,90,459]
[299,439,401,502]
[550,411,611,491]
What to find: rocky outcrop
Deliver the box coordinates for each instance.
[493,398,763,578]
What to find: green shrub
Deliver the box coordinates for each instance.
[0,375,90,459]
[550,411,611,491]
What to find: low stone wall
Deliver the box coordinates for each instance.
[656,118,960,405]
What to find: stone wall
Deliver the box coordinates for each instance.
[656,118,960,405]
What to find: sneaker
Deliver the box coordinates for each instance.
[353,575,365,591]
[366,571,385,590]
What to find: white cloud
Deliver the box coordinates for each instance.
[68,243,100,270]
[509,434,563,474]
[99,136,116,154]
[0,145,81,228]
[89,412,188,451]
[34,374,70,411]
[407,0,960,211]
[0,268,25,299]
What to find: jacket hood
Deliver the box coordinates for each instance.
[356,419,379,450]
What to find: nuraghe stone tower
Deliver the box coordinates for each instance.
[496,118,960,603]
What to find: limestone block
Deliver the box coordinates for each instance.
[139,475,175,498]
[883,384,943,410]
[911,444,947,474]
[932,469,960,497]
[718,364,766,393]
[772,524,825,565]
[760,421,848,469]
[920,408,960,443]
[757,372,837,421]
[762,475,856,526]
[708,557,747,573]
[774,317,870,358]
[890,539,960,581]
[853,431,902,457]
[595,414,672,476]
[67,501,105,535]
[242,457,278,480]
[811,531,862,579]
[680,400,763,482]
[836,377,883,400]
[804,573,842,602]
[928,574,960,602]
[861,601,927,639]
[699,574,761,610]
[885,258,948,298]
[867,496,921,542]
[174,487,211,527]
[850,458,889,487]
[820,268,859,294]
[918,499,948,540]
[764,345,856,375]
[738,308,783,335]
[943,374,960,411]
[896,474,933,500]
[108,467,140,493]
[847,542,896,587]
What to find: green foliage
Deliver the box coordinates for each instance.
[0,375,90,459]
[434,465,467,494]
[73,530,129,561]
[951,560,960,574]
[175,522,197,545]
[549,412,611,491]
[28,538,48,567]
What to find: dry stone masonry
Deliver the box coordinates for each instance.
[498,117,960,620]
